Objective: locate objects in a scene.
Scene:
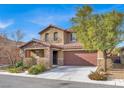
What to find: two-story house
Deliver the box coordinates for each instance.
[20,25,97,68]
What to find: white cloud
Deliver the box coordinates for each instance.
[26,33,39,40]
[28,12,74,27]
[0,20,14,29]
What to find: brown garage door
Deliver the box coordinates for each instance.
[64,51,97,66]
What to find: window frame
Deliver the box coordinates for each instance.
[71,32,76,42]
[35,50,44,57]
[45,33,49,42]
[54,32,58,41]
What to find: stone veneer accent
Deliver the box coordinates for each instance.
[57,50,64,65]
[44,48,52,69]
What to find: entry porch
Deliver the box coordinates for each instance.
[23,47,64,69]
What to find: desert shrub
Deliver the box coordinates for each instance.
[88,71,107,81]
[7,67,24,73]
[28,66,40,75]
[23,65,30,70]
[15,61,23,68]
[37,64,46,72]
[23,57,36,68]
[0,65,11,70]
[28,64,46,75]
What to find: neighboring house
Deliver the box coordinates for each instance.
[0,35,24,65]
[120,47,124,64]
[20,25,97,68]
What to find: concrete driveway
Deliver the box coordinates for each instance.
[37,66,97,81]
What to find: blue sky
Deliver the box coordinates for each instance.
[0,4,124,46]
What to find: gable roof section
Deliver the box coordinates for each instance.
[20,39,64,49]
[38,25,73,34]
[19,39,50,49]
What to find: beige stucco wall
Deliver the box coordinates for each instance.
[40,28,65,45]
[64,32,70,44]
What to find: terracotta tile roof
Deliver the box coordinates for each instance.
[20,38,83,50]
[33,39,50,46]
[50,44,63,49]
[51,43,83,49]
[65,29,76,33]
[63,43,82,49]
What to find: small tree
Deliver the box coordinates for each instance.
[3,30,25,65]
[3,47,18,65]
[71,5,124,71]
[11,30,25,47]
[0,30,25,65]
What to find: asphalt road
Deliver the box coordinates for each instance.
[0,74,122,88]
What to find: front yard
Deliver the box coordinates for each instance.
[0,60,47,75]
[0,59,124,87]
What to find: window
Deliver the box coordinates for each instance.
[54,32,58,41]
[71,32,76,42]
[35,50,44,57]
[25,50,31,58]
[45,33,49,41]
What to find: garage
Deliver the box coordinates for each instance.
[64,51,97,66]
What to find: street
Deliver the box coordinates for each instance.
[0,74,122,88]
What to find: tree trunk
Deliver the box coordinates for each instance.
[103,51,107,72]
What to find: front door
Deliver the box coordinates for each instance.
[53,51,58,65]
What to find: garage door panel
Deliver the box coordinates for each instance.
[64,51,97,66]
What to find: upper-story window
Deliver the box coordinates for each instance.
[71,32,76,42]
[45,33,49,41]
[54,32,58,41]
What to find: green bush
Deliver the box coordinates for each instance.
[15,61,23,68]
[28,64,46,75]
[37,64,46,72]
[88,71,107,81]
[23,65,30,70]
[28,66,40,75]
[7,67,24,73]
